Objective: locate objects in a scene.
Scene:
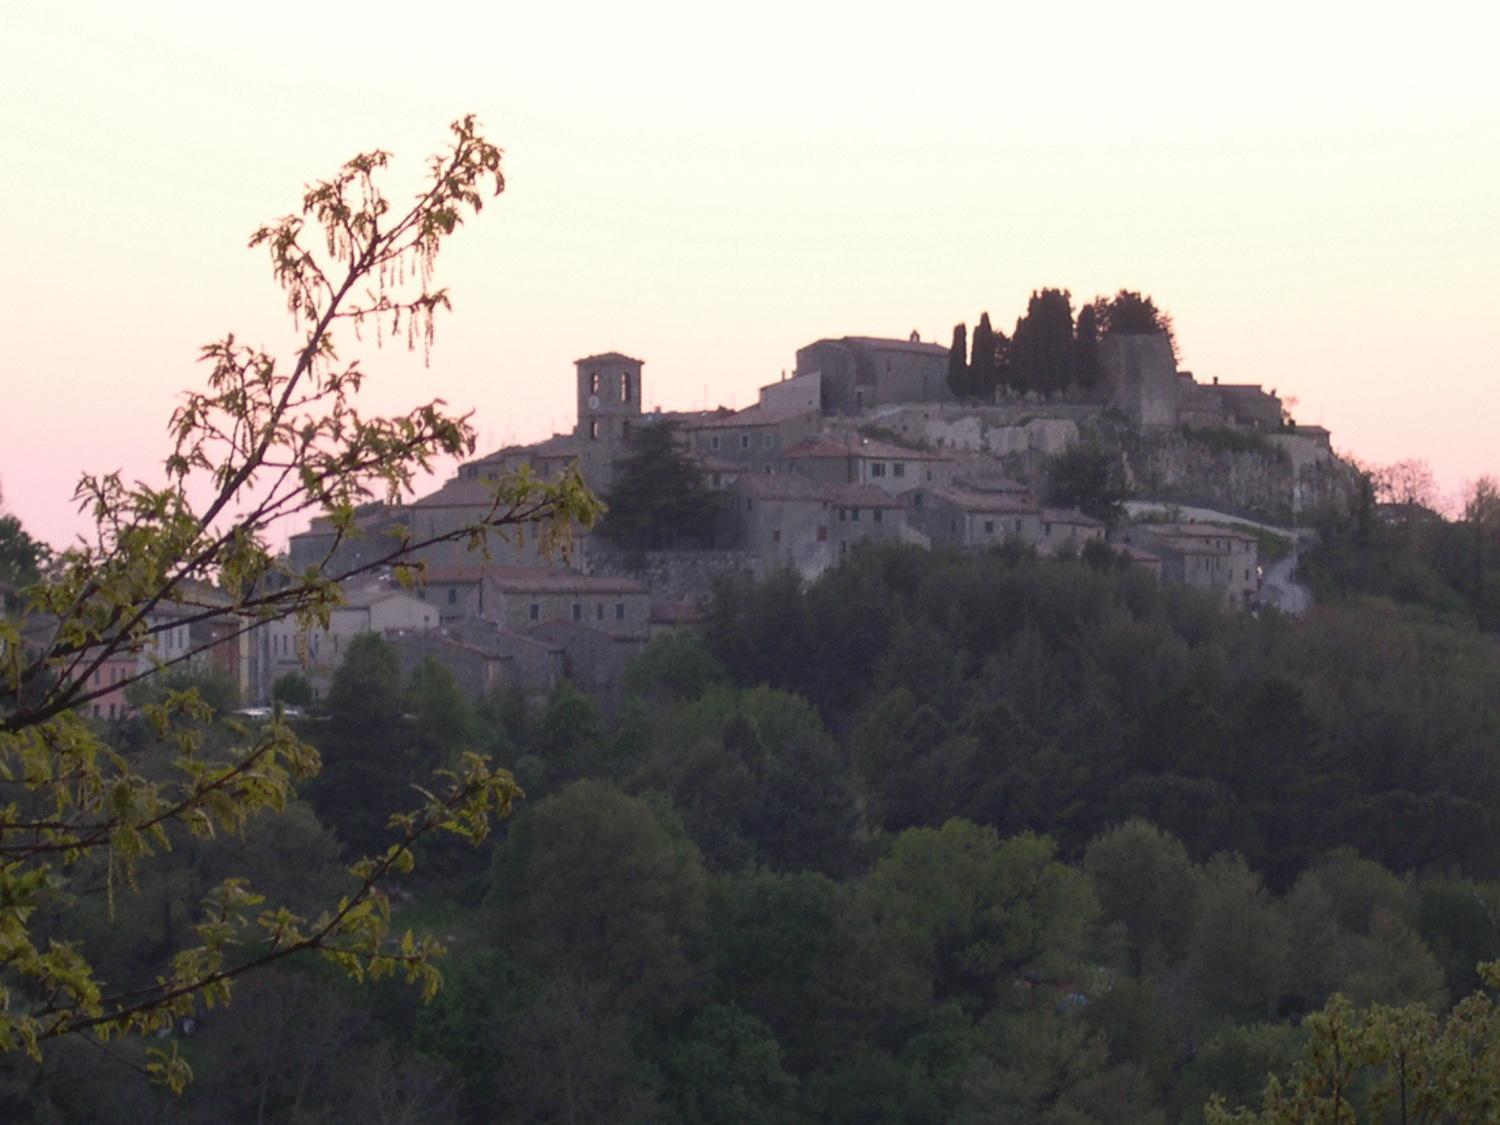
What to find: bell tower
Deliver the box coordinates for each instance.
[573,352,644,493]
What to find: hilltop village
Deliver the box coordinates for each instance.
[146,326,1338,711]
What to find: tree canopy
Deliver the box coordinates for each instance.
[0,116,598,1083]
[596,421,723,550]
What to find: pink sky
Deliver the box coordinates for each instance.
[4,2,1497,547]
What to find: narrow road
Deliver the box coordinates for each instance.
[1257,547,1313,616]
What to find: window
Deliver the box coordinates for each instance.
[870,462,886,478]
[761,433,773,449]
[893,463,905,478]
[913,493,924,508]
[597,603,604,620]
[874,509,883,524]
[529,603,540,621]
[740,434,750,450]
[838,508,846,522]
[710,435,720,451]
[621,420,631,440]
[851,509,860,522]
[572,602,582,621]
[447,587,457,604]
[745,498,753,511]
[590,372,600,394]
[615,603,625,620]
[985,520,995,534]
[589,420,600,441]
[1016,519,1023,533]
[620,371,631,401]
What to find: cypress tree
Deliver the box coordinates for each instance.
[970,313,997,399]
[1073,302,1102,390]
[947,323,970,398]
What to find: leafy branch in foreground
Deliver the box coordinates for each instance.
[1207,963,1500,1123]
[0,116,595,1080]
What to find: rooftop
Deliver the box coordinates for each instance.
[781,434,947,462]
[575,351,643,366]
[1137,522,1258,543]
[687,405,817,430]
[926,486,1038,514]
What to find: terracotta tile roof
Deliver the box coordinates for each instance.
[687,405,817,430]
[410,478,504,508]
[467,432,583,468]
[1137,522,1258,543]
[824,483,903,509]
[926,487,1038,515]
[805,335,950,358]
[733,473,830,502]
[782,434,947,462]
[480,567,648,595]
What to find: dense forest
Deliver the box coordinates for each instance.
[7,522,1500,1121]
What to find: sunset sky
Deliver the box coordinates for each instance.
[4,1,1497,546]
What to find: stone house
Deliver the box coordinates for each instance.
[793,334,954,413]
[1123,523,1259,606]
[469,567,651,641]
[728,474,906,575]
[778,434,954,496]
[1037,509,1107,555]
[908,486,1042,549]
[682,405,822,472]
[257,584,438,699]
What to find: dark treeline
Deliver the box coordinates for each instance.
[9,543,1500,1122]
[948,289,1176,399]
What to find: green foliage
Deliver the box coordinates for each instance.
[0,118,585,1072]
[1094,289,1178,361]
[1009,288,1076,396]
[1046,443,1126,522]
[271,670,315,707]
[0,509,47,589]
[970,312,999,399]
[1206,966,1500,1123]
[1181,424,1281,457]
[948,322,971,398]
[487,779,709,1023]
[665,1003,797,1125]
[597,420,723,549]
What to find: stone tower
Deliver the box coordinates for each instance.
[573,351,644,494]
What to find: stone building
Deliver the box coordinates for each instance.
[682,405,821,472]
[794,334,954,414]
[256,584,439,699]
[909,486,1042,549]
[1122,523,1259,606]
[777,434,954,495]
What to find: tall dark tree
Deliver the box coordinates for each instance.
[1009,289,1076,397]
[1095,290,1177,361]
[1073,302,1102,391]
[970,313,997,399]
[598,421,723,550]
[947,323,970,399]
